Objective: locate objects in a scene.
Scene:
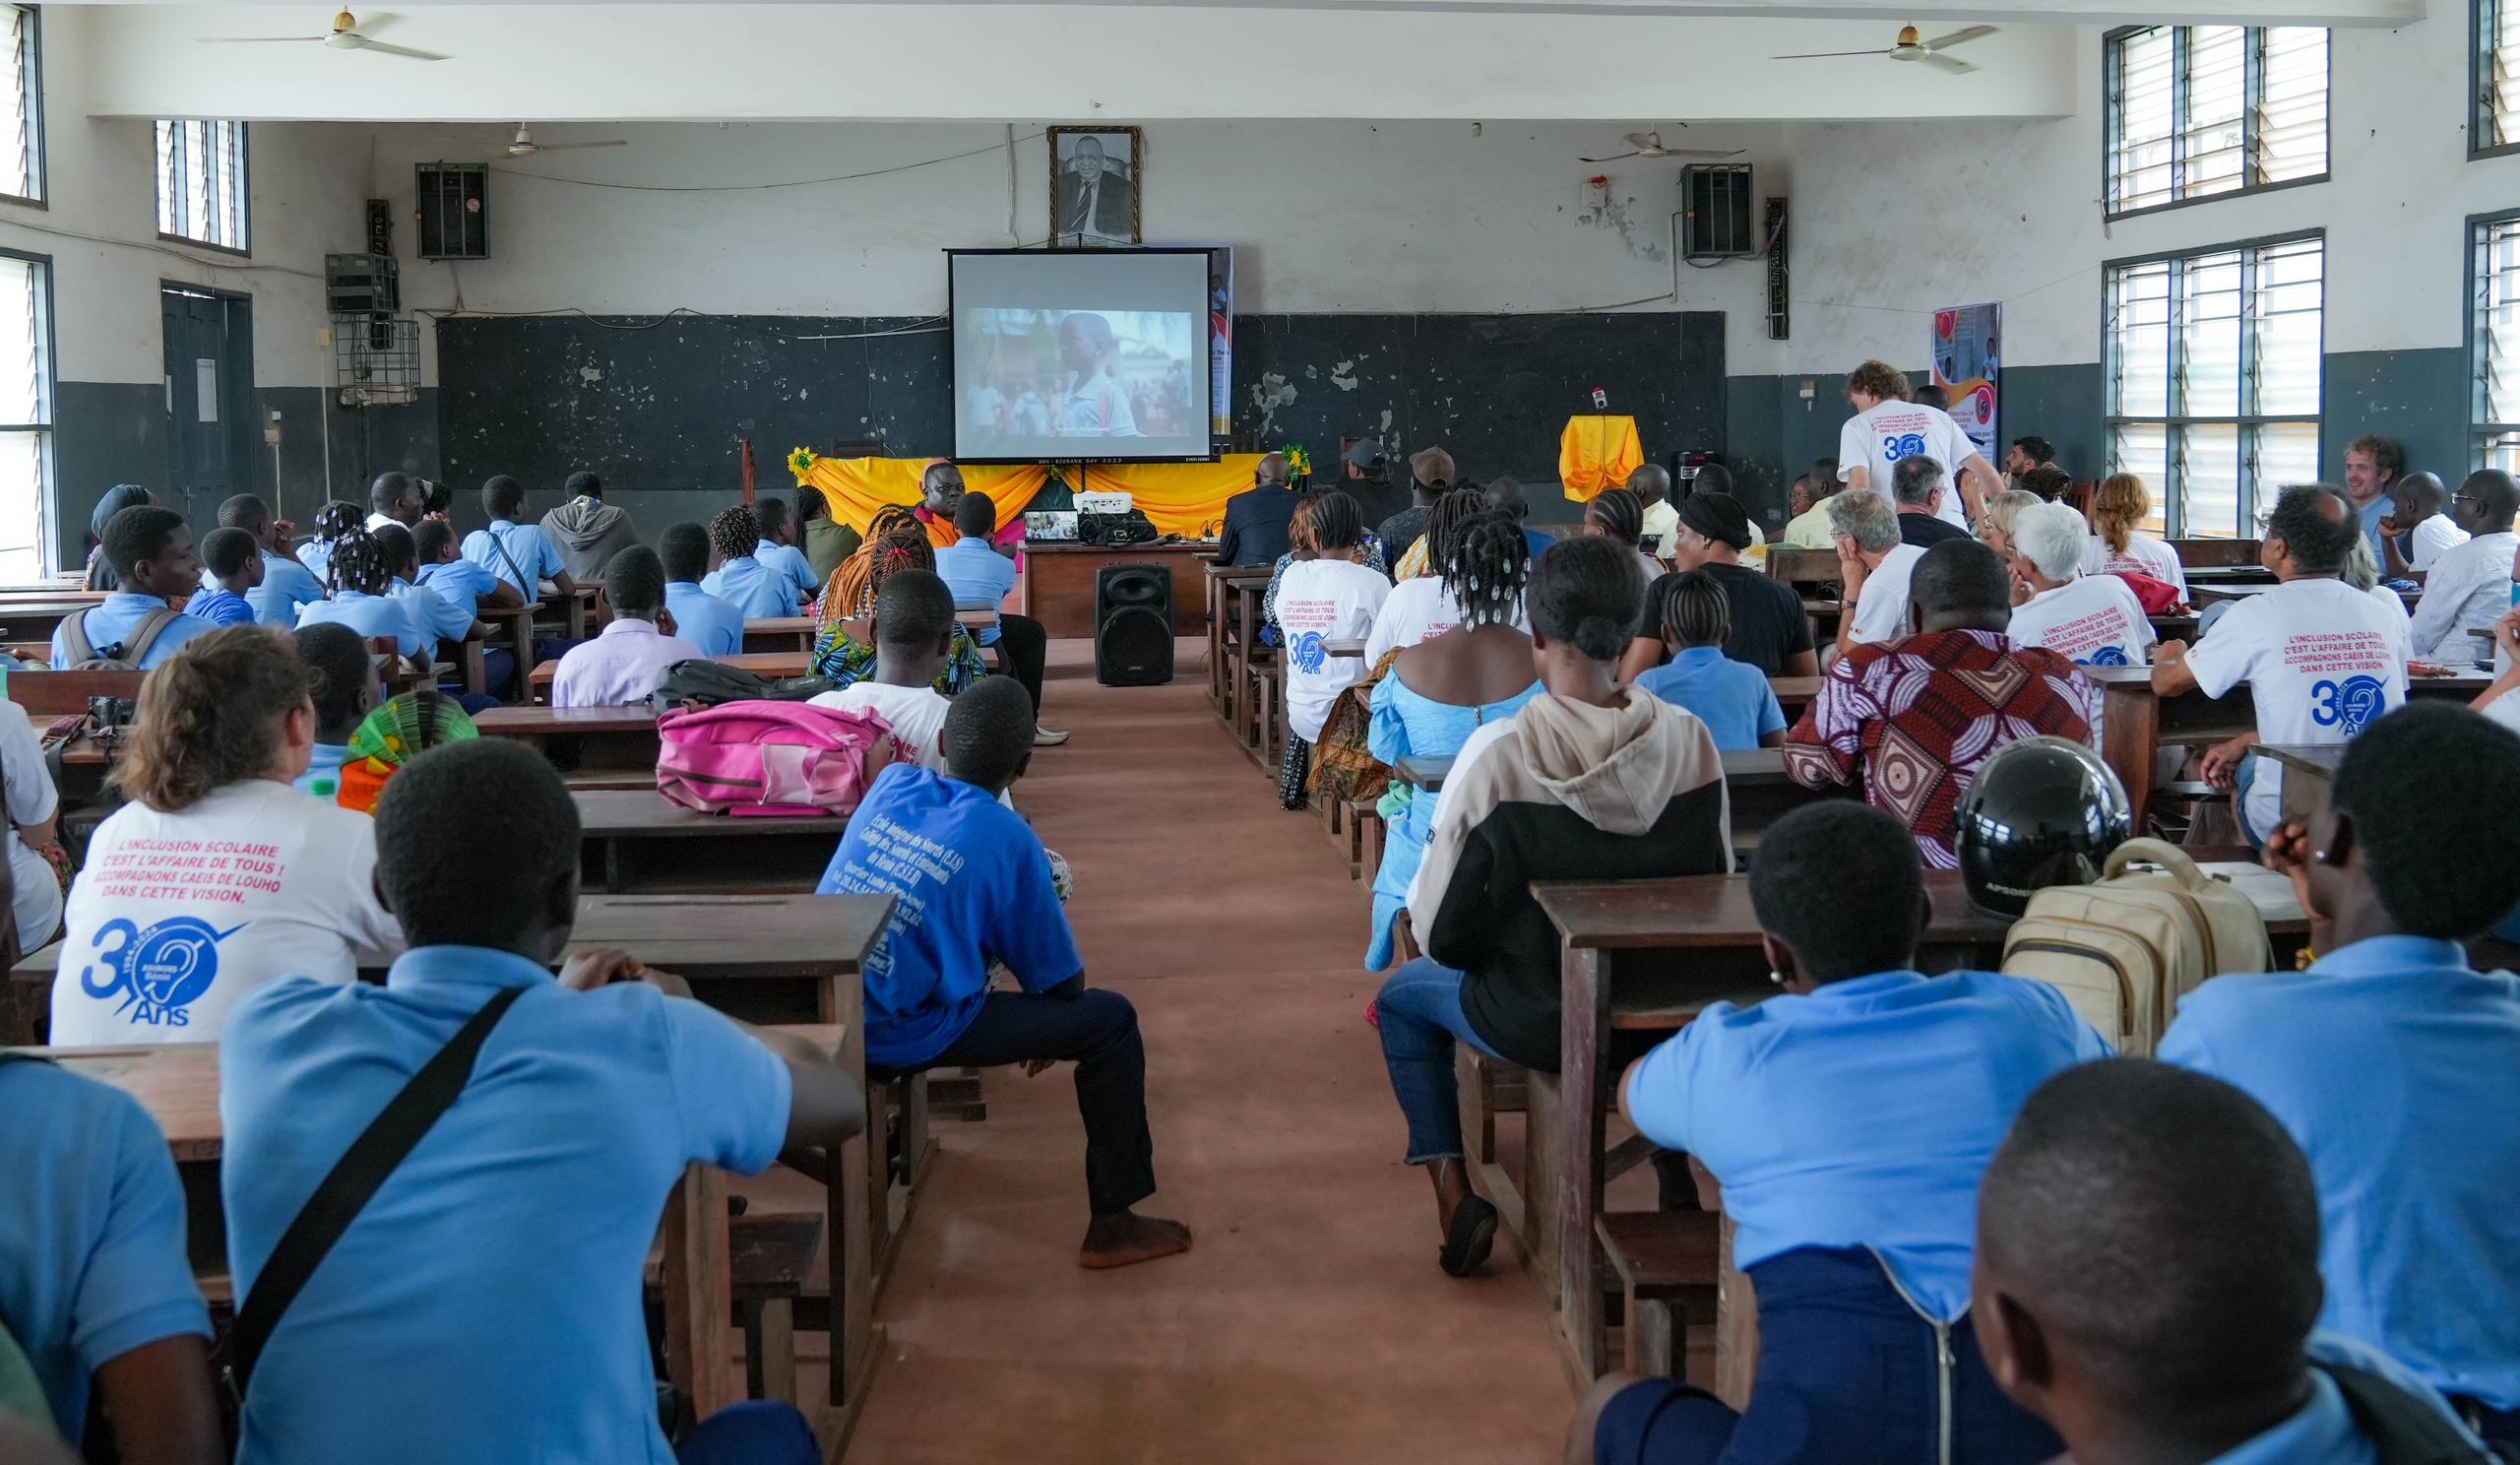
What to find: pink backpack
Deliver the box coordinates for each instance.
[656,700,902,817]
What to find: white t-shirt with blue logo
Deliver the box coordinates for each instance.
[1838,399,1981,530]
[2006,574,2157,668]
[1274,558,1391,743]
[2184,577,2408,841]
[49,779,404,1046]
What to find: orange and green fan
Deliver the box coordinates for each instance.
[337,687,480,814]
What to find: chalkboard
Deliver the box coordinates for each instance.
[433,310,1727,507]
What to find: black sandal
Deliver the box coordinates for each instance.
[1438,1193,1499,1277]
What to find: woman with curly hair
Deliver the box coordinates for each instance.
[810,513,988,694]
[2082,472,2189,603]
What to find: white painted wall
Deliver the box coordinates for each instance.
[368,118,1796,378]
[0,6,368,388]
[1782,15,2520,374]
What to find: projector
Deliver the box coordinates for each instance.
[1076,491,1135,515]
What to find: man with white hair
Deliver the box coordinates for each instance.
[2003,501,2157,667]
[1830,490,1926,648]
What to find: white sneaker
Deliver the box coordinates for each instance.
[1033,727,1072,746]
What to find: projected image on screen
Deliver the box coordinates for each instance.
[963,308,1198,450]
[950,248,1215,462]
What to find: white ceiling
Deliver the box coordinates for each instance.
[59,1,2412,123]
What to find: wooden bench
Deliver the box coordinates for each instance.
[1395,747,1851,859]
[1528,865,2311,1384]
[741,616,819,654]
[2171,538,2264,568]
[1207,564,1272,717]
[1596,1210,1723,1378]
[529,651,816,702]
[475,704,661,785]
[1222,574,1274,744]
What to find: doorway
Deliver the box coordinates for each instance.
[160,284,256,530]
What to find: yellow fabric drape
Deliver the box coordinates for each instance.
[796,454,1268,541]
[1558,415,1644,500]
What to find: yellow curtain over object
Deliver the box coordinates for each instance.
[1558,414,1645,501]
[796,454,1265,541]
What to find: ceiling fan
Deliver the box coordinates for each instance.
[1578,131,1748,163]
[504,124,628,159]
[200,9,446,63]
[1774,24,1997,75]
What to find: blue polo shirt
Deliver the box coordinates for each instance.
[416,555,500,609]
[2360,494,2390,561]
[1634,646,1786,752]
[244,550,325,626]
[460,520,566,600]
[295,588,426,661]
[818,763,1081,1069]
[219,946,792,1465]
[665,580,744,657]
[2159,935,2520,1409]
[2207,1334,2484,1463]
[0,1058,211,1442]
[701,555,799,618]
[387,575,473,656]
[1626,969,2110,1320]
[48,593,217,669]
[184,585,256,627]
[935,540,1019,648]
[755,539,820,603]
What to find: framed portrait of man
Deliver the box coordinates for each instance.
[1049,126,1141,248]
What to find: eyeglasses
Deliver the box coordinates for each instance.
[2455,493,2488,508]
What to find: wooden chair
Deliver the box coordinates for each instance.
[728,1213,823,1406]
[1764,547,1840,597]
[1597,1211,1723,1377]
[1352,798,1385,883]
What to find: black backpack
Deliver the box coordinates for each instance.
[647,659,831,714]
[2319,1359,2513,1465]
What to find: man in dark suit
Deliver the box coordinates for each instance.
[1057,136,1135,242]
[1219,452,1299,567]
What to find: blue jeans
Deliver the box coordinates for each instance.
[1374,957,1505,1166]
[2235,754,2266,850]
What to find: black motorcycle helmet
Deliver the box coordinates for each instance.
[1956,736,2134,917]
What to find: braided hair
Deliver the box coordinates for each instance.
[1658,567,1732,650]
[313,499,362,544]
[1586,487,1645,547]
[327,521,393,597]
[710,504,762,567]
[1441,508,1532,630]
[1420,487,1485,577]
[821,503,920,622]
[1303,490,1365,553]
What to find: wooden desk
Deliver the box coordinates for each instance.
[742,616,819,654]
[477,603,539,699]
[1224,576,1275,753]
[574,790,842,893]
[2088,668,2488,829]
[475,704,661,777]
[19,1021,865,1434]
[1532,864,2308,1380]
[2172,538,2263,569]
[1020,541,1215,638]
[0,598,116,646]
[1206,565,1273,714]
[1325,637,1367,660]
[1395,748,1853,858]
[2251,742,2346,828]
[2182,563,2278,585]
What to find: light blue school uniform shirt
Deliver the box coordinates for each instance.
[294,588,426,661]
[2207,1334,2485,1463]
[244,550,325,626]
[183,585,256,627]
[1626,969,2110,1320]
[702,554,799,618]
[1634,646,1786,752]
[0,1058,211,1442]
[219,946,792,1465]
[416,555,501,609]
[2159,934,2520,1409]
[291,742,348,797]
[295,538,332,585]
[665,580,744,657]
[460,519,566,600]
[818,763,1081,1069]
[934,539,1019,648]
[48,593,217,669]
[755,539,820,603]
[387,574,472,657]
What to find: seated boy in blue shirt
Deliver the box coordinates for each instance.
[659,520,745,658]
[218,739,862,1465]
[1975,1059,2494,1464]
[700,503,799,618]
[1633,569,1785,751]
[51,506,217,669]
[2160,702,2520,1448]
[819,676,1189,1269]
[184,526,263,627]
[1573,800,2105,1465]
[459,474,578,605]
[218,492,324,626]
[752,495,823,605]
[0,1054,220,1462]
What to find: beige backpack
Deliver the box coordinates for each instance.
[2000,838,2274,1056]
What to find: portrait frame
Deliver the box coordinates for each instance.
[1047,125,1143,249]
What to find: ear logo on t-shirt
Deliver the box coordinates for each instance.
[77,916,247,1029]
[1884,432,1927,462]
[2082,646,2131,667]
[1290,630,1328,674]
[2312,674,2388,732]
